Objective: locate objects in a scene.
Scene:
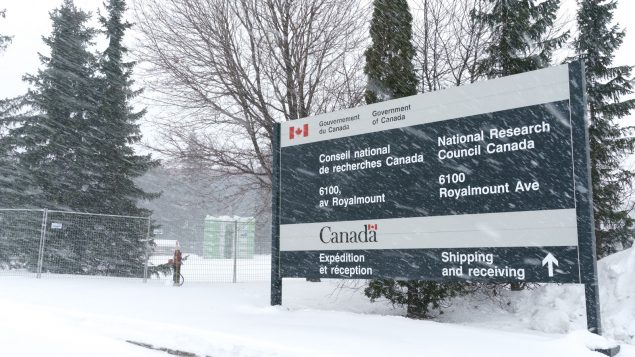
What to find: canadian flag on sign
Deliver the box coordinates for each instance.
[367,224,378,231]
[289,124,309,139]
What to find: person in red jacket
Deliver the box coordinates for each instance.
[172,241,183,286]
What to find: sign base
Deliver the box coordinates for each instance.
[594,345,620,357]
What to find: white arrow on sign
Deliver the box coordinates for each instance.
[542,253,559,277]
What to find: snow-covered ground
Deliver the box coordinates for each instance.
[1,248,634,356]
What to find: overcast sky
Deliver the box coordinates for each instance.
[0,0,634,122]
[0,0,110,99]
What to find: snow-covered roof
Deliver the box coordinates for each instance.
[154,239,178,247]
[205,215,254,222]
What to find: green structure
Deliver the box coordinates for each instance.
[203,216,255,259]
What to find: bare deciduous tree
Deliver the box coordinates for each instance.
[443,0,491,86]
[411,0,490,91]
[412,0,451,92]
[133,0,368,198]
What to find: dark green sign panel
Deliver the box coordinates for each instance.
[273,63,596,286]
[271,61,602,335]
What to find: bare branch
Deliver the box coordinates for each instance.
[133,0,368,207]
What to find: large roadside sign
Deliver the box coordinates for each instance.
[271,62,598,289]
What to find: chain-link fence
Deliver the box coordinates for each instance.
[42,210,151,279]
[0,208,151,279]
[0,209,271,283]
[0,209,44,277]
[147,217,271,283]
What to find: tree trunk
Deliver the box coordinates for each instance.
[406,282,424,318]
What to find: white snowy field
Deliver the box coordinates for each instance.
[0,248,634,356]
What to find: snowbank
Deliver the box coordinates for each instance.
[441,247,635,344]
[598,247,635,343]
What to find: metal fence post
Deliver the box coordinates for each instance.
[143,217,151,283]
[233,220,238,283]
[36,209,48,279]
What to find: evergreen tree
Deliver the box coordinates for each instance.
[364,0,417,104]
[363,0,460,319]
[76,0,161,277]
[0,9,11,53]
[473,0,568,78]
[0,0,99,273]
[92,0,159,216]
[1,9,18,206]
[575,0,635,256]
[1,0,159,277]
[8,0,99,209]
[365,279,464,319]
[0,97,28,208]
